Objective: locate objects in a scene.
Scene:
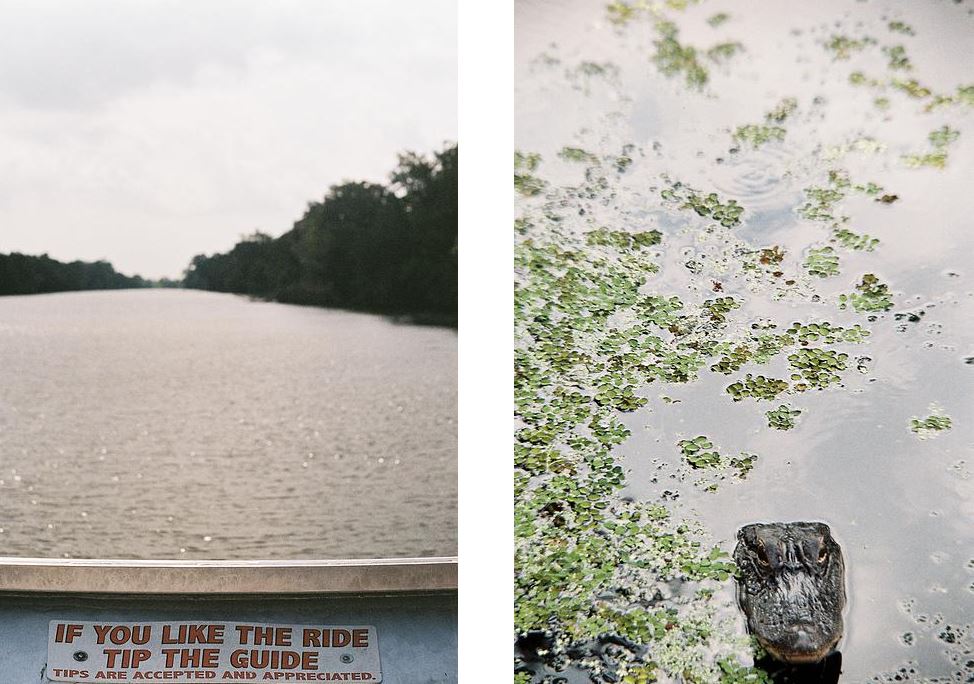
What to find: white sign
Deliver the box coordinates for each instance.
[47,620,381,682]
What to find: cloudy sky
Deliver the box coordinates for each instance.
[0,0,456,279]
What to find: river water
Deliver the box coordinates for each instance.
[517,0,972,681]
[0,289,456,560]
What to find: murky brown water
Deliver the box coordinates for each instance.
[0,289,456,559]
[518,0,972,680]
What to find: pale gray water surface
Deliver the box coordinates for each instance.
[0,289,456,559]
[518,0,972,680]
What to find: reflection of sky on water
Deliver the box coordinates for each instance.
[518,0,972,678]
[0,290,457,560]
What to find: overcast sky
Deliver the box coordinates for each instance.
[0,0,456,279]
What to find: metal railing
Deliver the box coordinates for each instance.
[0,556,458,595]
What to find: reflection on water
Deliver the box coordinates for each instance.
[709,143,802,213]
[758,652,843,684]
[517,0,972,680]
[0,289,457,559]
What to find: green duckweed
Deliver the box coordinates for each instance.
[733,124,786,147]
[824,34,876,60]
[849,71,883,88]
[903,150,950,169]
[910,407,952,439]
[833,228,879,251]
[788,348,849,390]
[766,404,802,430]
[679,435,720,468]
[707,12,730,28]
[733,98,797,147]
[558,146,599,163]
[892,78,932,99]
[888,21,915,36]
[883,44,912,71]
[653,20,710,88]
[785,321,870,345]
[510,2,970,677]
[707,42,744,63]
[804,247,840,278]
[930,85,974,108]
[587,228,663,250]
[662,183,744,227]
[514,151,547,196]
[929,125,960,148]
[726,374,789,401]
[839,274,894,312]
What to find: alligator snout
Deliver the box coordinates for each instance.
[734,522,846,664]
[767,621,834,664]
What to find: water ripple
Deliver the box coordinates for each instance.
[708,143,800,212]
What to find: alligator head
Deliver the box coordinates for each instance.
[734,522,846,664]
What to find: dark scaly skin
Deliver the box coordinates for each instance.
[734,522,846,664]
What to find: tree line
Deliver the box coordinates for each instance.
[0,252,149,295]
[0,144,457,324]
[183,144,457,324]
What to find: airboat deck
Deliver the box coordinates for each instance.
[0,556,457,683]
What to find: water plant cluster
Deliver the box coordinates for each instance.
[514,137,882,678]
[903,125,961,169]
[830,27,974,114]
[514,219,752,681]
[515,2,969,680]
[910,406,953,440]
[661,182,744,227]
[650,19,742,89]
[839,274,895,313]
[732,97,798,148]
[798,168,886,278]
[765,404,801,431]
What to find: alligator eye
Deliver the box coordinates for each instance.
[817,546,828,564]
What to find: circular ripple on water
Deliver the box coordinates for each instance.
[707,144,801,212]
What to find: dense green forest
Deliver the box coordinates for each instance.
[183,144,458,324]
[0,145,457,322]
[0,252,149,295]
